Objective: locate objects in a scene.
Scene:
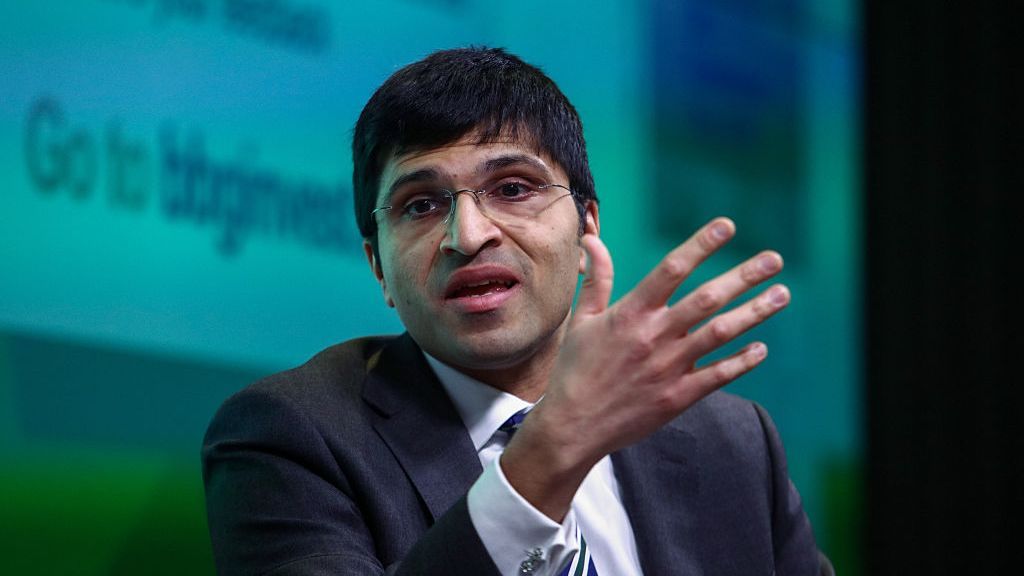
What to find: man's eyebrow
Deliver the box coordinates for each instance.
[387,168,441,199]
[479,154,553,178]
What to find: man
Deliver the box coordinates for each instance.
[203,47,830,575]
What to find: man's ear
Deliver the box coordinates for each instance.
[363,240,395,308]
[579,200,600,274]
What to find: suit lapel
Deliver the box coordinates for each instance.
[612,422,704,576]
[362,333,483,522]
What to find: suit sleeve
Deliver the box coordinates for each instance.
[752,402,832,576]
[202,387,501,576]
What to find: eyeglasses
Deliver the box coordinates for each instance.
[371,180,574,233]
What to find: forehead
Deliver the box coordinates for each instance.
[377,136,566,201]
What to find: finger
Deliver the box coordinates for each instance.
[622,217,735,313]
[670,342,768,406]
[679,284,790,365]
[574,234,614,320]
[666,250,784,334]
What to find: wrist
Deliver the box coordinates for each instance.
[499,406,600,522]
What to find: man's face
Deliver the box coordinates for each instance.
[365,134,598,376]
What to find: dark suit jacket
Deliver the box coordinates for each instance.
[203,333,827,575]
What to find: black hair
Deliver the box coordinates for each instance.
[352,46,597,258]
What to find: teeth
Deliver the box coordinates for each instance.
[463,280,512,289]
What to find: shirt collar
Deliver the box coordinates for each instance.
[424,353,533,453]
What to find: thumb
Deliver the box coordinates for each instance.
[574,234,614,321]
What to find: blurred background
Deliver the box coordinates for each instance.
[0,1,1014,574]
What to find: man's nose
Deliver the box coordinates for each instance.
[439,191,502,256]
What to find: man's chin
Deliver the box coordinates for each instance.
[445,337,531,369]
[417,328,541,371]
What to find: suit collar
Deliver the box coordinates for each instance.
[362,333,483,522]
[612,422,704,576]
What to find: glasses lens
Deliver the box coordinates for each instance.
[479,182,571,222]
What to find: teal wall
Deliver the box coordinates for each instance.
[1,1,860,573]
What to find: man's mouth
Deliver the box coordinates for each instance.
[443,266,522,313]
[448,280,518,299]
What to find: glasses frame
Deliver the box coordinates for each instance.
[370,182,574,231]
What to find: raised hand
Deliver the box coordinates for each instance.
[503,217,790,521]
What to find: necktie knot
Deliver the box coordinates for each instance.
[498,408,530,438]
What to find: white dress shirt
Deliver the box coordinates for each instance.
[425,354,644,576]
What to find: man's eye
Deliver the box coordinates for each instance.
[402,198,443,218]
[491,181,537,200]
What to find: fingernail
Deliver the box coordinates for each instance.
[711,222,731,240]
[748,342,767,358]
[759,254,781,273]
[769,285,789,306]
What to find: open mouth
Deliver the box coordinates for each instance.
[448,280,518,299]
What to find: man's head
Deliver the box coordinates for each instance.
[353,47,597,259]
[352,47,599,384]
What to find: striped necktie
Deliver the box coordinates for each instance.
[498,409,600,576]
